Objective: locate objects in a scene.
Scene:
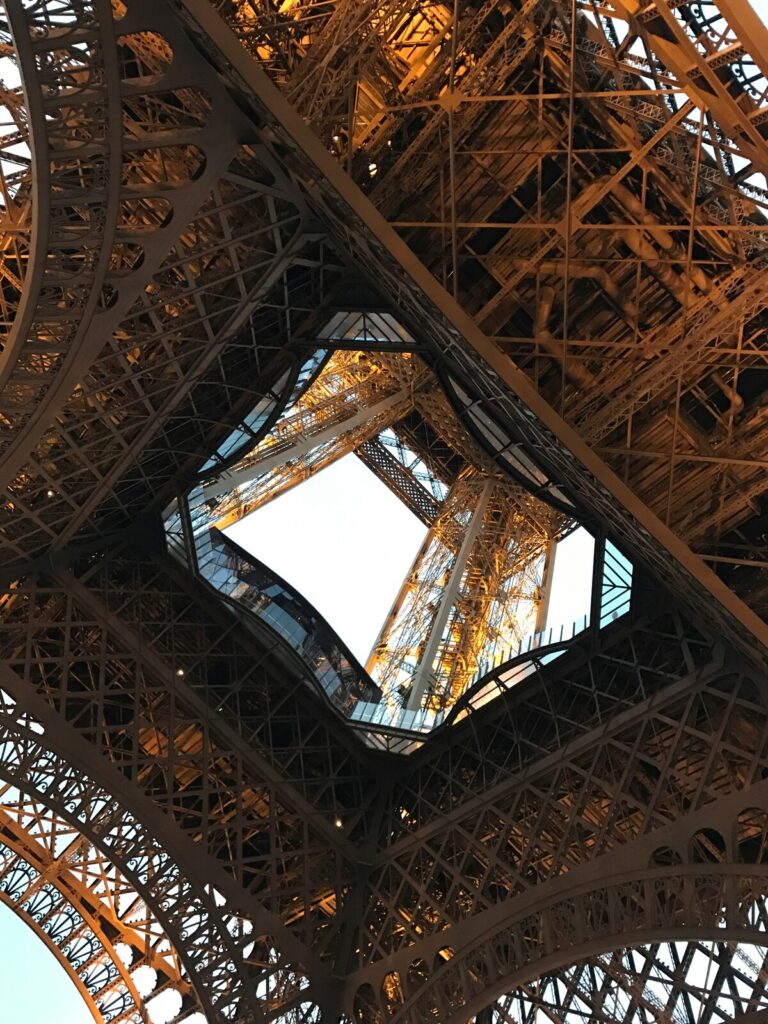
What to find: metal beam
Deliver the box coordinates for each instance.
[203,386,411,499]
[406,477,493,710]
[177,0,768,666]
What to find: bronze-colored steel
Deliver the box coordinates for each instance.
[4,0,768,1022]
[201,346,562,711]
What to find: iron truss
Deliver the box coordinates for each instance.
[3,0,768,1022]
[197,345,565,712]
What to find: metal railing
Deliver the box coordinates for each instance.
[165,496,633,743]
[194,526,381,717]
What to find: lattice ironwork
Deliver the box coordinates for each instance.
[355,434,442,527]
[0,791,194,1024]
[4,0,768,1022]
[193,342,565,713]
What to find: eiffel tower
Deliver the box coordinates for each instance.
[2,0,768,1021]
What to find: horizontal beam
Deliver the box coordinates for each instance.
[177,0,768,665]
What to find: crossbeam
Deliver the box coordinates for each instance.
[178,0,768,668]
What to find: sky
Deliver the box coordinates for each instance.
[0,901,91,1023]
[545,526,595,634]
[226,454,428,662]
[5,1,768,1019]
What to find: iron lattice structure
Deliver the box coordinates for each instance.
[3,0,768,1023]
[202,344,563,711]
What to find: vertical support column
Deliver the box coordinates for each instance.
[589,529,606,646]
[178,490,200,572]
[534,536,557,635]
[406,478,494,710]
[364,524,434,678]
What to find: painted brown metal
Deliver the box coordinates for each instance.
[3,1,768,1022]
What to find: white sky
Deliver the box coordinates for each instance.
[7,0,768,1016]
[546,527,595,633]
[0,901,90,1022]
[226,454,427,662]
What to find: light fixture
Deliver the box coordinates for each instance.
[368,161,377,177]
[175,667,185,677]
[45,488,55,498]
[334,817,343,828]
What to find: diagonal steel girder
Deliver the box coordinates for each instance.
[175,0,768,669]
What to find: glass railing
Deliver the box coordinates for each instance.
[194,527,382,717]
[165,494,633,742]
[467,615,589,689]
[348,614,591,737]
[441,539,633,727]
[199,349,327,477]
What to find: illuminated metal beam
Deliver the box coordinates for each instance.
[406,476,493,710]
[178,0,768,666]
[204,386,412,500]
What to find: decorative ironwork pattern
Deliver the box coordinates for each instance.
[4,0,768,1022]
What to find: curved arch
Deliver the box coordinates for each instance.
[2,0,122,453]
[0,680,261,1023]
[196,345,330,482]
[485,939,768,1024]
[382,866,768,1023]
[0,798,185,1024]
[437,367,577,518]
[0,0,312,560]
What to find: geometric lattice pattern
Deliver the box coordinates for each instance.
[495,941,768,1024]
[4,0,768,1022]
